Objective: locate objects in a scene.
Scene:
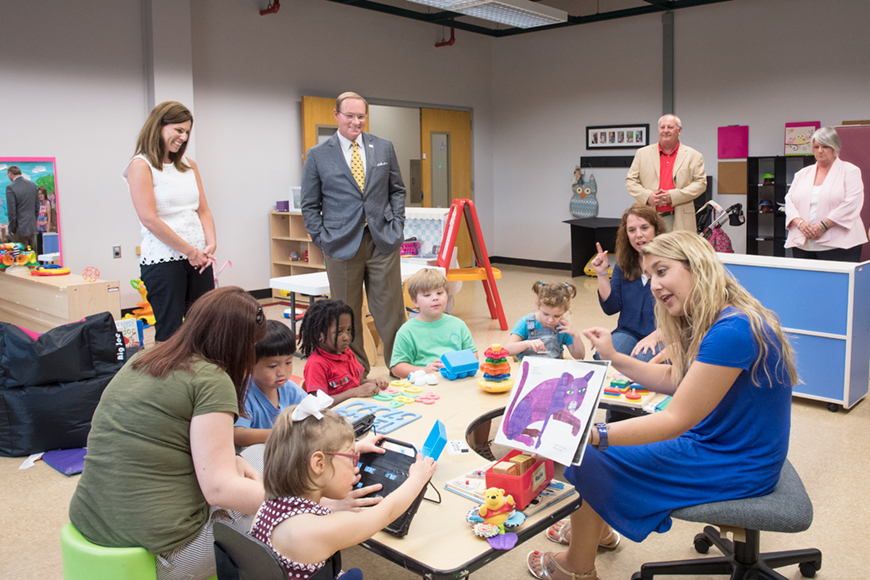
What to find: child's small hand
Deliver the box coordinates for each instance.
[527,339,547,353]
[408,453,437,485]
[557,318,579,337]
[328,482,384,512]
[424,360,444,373]
[355,434,386,455]
[372,377,388,391]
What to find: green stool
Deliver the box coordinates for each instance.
[61,523,157,580]
[61,523,218,580]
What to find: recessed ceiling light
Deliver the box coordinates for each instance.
[408,0,567,29]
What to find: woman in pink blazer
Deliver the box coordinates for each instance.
[785,127,867,262]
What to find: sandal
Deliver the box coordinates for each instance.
[526,550,599,580]
[546,520,620,551]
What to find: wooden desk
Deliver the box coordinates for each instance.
[0,269,121,332]
[564,218,621,277]
[352,370,581,579]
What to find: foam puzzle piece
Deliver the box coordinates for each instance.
[334,401,422,434]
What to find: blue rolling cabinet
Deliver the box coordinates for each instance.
[719,254,870,411]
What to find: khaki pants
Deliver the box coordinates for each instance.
[324,228,405,373]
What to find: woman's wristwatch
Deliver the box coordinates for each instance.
[593,422,609,451]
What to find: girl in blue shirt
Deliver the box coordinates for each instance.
[504,280,585,360]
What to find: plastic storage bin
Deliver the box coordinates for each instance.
[485,449,554,511]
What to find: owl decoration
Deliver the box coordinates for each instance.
[570,166,598,219]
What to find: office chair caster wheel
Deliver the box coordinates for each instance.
[693,533,712,554]
[826,403,840,413]
[799,560,821,578]
[630,573,643,580]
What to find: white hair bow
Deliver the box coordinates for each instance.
[291,390,334,422]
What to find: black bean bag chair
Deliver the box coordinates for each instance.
[0,312,126,457]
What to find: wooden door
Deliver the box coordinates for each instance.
[301,96,370,162]
[420,108,473,266]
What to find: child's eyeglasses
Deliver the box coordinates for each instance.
[326,452,360,465]
[256,304,265,324]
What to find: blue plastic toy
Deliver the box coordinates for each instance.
[440,349,479,380]
[421,420,447,460]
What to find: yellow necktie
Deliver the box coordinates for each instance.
[351,141,365,192]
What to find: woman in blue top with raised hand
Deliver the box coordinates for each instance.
[590,203,666,363]
[527,231,797,580]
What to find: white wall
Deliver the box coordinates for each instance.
[491,14,662,260]
[3,0,869,308]
[675,0,870,252]
[0,0,150,307]
[188,0,495,300]
[0,0,493,308]
[491,0,870,260]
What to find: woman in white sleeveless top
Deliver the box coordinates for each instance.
[124,101,217,341]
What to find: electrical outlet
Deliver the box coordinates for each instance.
[113,246,122,259]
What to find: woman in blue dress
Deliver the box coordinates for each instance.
[590,204,666,363]
[528,231,797,580]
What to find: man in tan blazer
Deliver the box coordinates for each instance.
[626,114,707,231]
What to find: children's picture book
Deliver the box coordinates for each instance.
[494,358,609,466]
[444,461,576,516]
[115,318,141,348]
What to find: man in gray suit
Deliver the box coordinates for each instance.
[5,166,39,250]
[301,92,407,374]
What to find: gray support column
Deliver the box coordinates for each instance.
[141,0,197,156]
[662,11,674,116]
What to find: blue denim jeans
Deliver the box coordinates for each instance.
[593,330,659,363]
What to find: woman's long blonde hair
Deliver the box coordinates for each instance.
[642,231,798,387]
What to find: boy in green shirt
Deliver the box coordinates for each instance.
[390,268,477,378]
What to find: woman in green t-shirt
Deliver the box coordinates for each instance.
[70,286,268,579]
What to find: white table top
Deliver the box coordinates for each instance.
[349,367,581,577]
[270,262,443,295]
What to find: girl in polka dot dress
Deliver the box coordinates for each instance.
[251,393,437,579]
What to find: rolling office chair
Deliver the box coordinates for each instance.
[213,521,341,580]
[632,459,822,579]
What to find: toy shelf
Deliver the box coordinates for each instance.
[270,211,324,298]
[745,156,814,256]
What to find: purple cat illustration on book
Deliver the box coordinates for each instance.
[502,362,593,449]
